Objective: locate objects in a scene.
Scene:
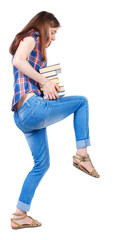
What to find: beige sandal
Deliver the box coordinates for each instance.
[73,153,100,178]
[11,212,42,229]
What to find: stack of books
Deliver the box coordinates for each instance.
[39,63,65,98]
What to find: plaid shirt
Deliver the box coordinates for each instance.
[11,29,47,111]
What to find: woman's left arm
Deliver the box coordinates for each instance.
[12,37,59,99]
[12,37,46,85]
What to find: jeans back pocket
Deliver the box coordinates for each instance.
[17,100,44,130]
[22,111,44,129]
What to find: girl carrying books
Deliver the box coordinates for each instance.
[10,11,100,229]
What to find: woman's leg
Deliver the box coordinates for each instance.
[13,95,93,213]
[12,127,49,227]
[16,128,50,212]
[36,96,93,173]
[33,95,91,148]
[13,95,90,211]
[23,95,92,173]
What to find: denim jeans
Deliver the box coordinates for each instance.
[13,94,91,211]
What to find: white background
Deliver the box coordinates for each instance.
[0,0,139,239]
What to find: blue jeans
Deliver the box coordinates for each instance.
[14,94,91,211]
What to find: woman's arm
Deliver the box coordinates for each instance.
[12,37,59,100]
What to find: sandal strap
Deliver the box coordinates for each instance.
[73,154,92,174]
[28,217,40,227]
[75,153,90,162]
[12,212,27,217]
[11,213,27,222]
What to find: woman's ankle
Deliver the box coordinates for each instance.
[76,148,88,157]
[15,208,26,215]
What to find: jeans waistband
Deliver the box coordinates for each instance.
[14,95,37,114]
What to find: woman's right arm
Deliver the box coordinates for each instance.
[12,36,59,100]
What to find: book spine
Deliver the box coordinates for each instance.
[39,63,60,73]
[41,69,61,77]
[46,75,59,80]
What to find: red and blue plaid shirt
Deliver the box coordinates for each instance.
[11,29,47,111]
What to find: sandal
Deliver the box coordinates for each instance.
[73,153,100,178]
[11,212,42,229]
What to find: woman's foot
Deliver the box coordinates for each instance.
[73,154,93,172]
[75,148,93,173]
[11,210,42,229]
[73,152,100,178]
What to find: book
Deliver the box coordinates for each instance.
[39,63,65,98]
[40,69,61,78]
[39,63,61,74]
[58,91,65,97]
[45,75,59,81]
[58,85,65,92]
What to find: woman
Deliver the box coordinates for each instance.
[9,11,100,229]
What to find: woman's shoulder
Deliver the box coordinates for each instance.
[26,29,40,40]
[24,29,40,48]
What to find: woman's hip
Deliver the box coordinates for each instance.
[13,95,89,132]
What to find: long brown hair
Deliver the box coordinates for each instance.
[9,11,60,61]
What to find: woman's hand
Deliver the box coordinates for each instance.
[42,80,60,100]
